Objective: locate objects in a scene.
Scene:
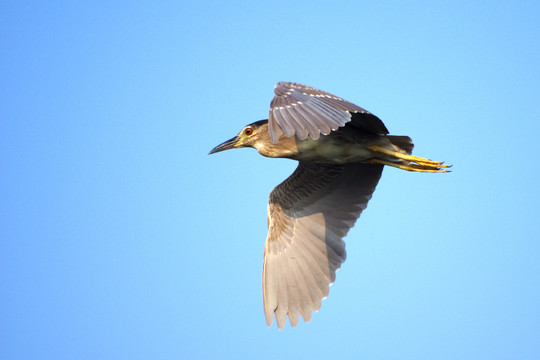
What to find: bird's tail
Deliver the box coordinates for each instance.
[386,135,414,155]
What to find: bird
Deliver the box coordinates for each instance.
[209,82,449,329]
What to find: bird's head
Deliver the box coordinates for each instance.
[209,120,271,155]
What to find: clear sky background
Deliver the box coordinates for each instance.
[1,1,539,359]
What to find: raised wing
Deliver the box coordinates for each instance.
[262,162,384,328]
[268,82,388,143]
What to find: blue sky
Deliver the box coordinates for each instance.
[1,1,539,359]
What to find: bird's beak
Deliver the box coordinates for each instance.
[209,136,240,154]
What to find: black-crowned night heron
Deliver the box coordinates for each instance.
[209,82,449,329]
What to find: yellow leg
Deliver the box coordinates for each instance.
[367,145,450,168]
[368,159,449,173]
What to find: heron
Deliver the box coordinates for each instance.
[209,82,449,329]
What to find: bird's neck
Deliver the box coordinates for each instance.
[253,135,299,159]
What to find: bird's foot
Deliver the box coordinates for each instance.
[367,145,450,173]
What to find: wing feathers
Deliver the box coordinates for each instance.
[282,257,301,327]
[275,258,289,329]
[262,162,384,328]
[286,245,319,322]
[262,244,278,326]
[268,82,385,143]
[295,106,331,139]
[282,106,309,140]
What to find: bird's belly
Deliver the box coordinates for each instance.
[295,139,374,163]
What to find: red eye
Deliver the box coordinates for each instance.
[244,128,253,136]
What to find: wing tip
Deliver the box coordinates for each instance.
[265,311,274,328]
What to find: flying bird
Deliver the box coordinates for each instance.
[209,82,449,329]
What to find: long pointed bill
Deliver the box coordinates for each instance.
[208,136,240,154]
